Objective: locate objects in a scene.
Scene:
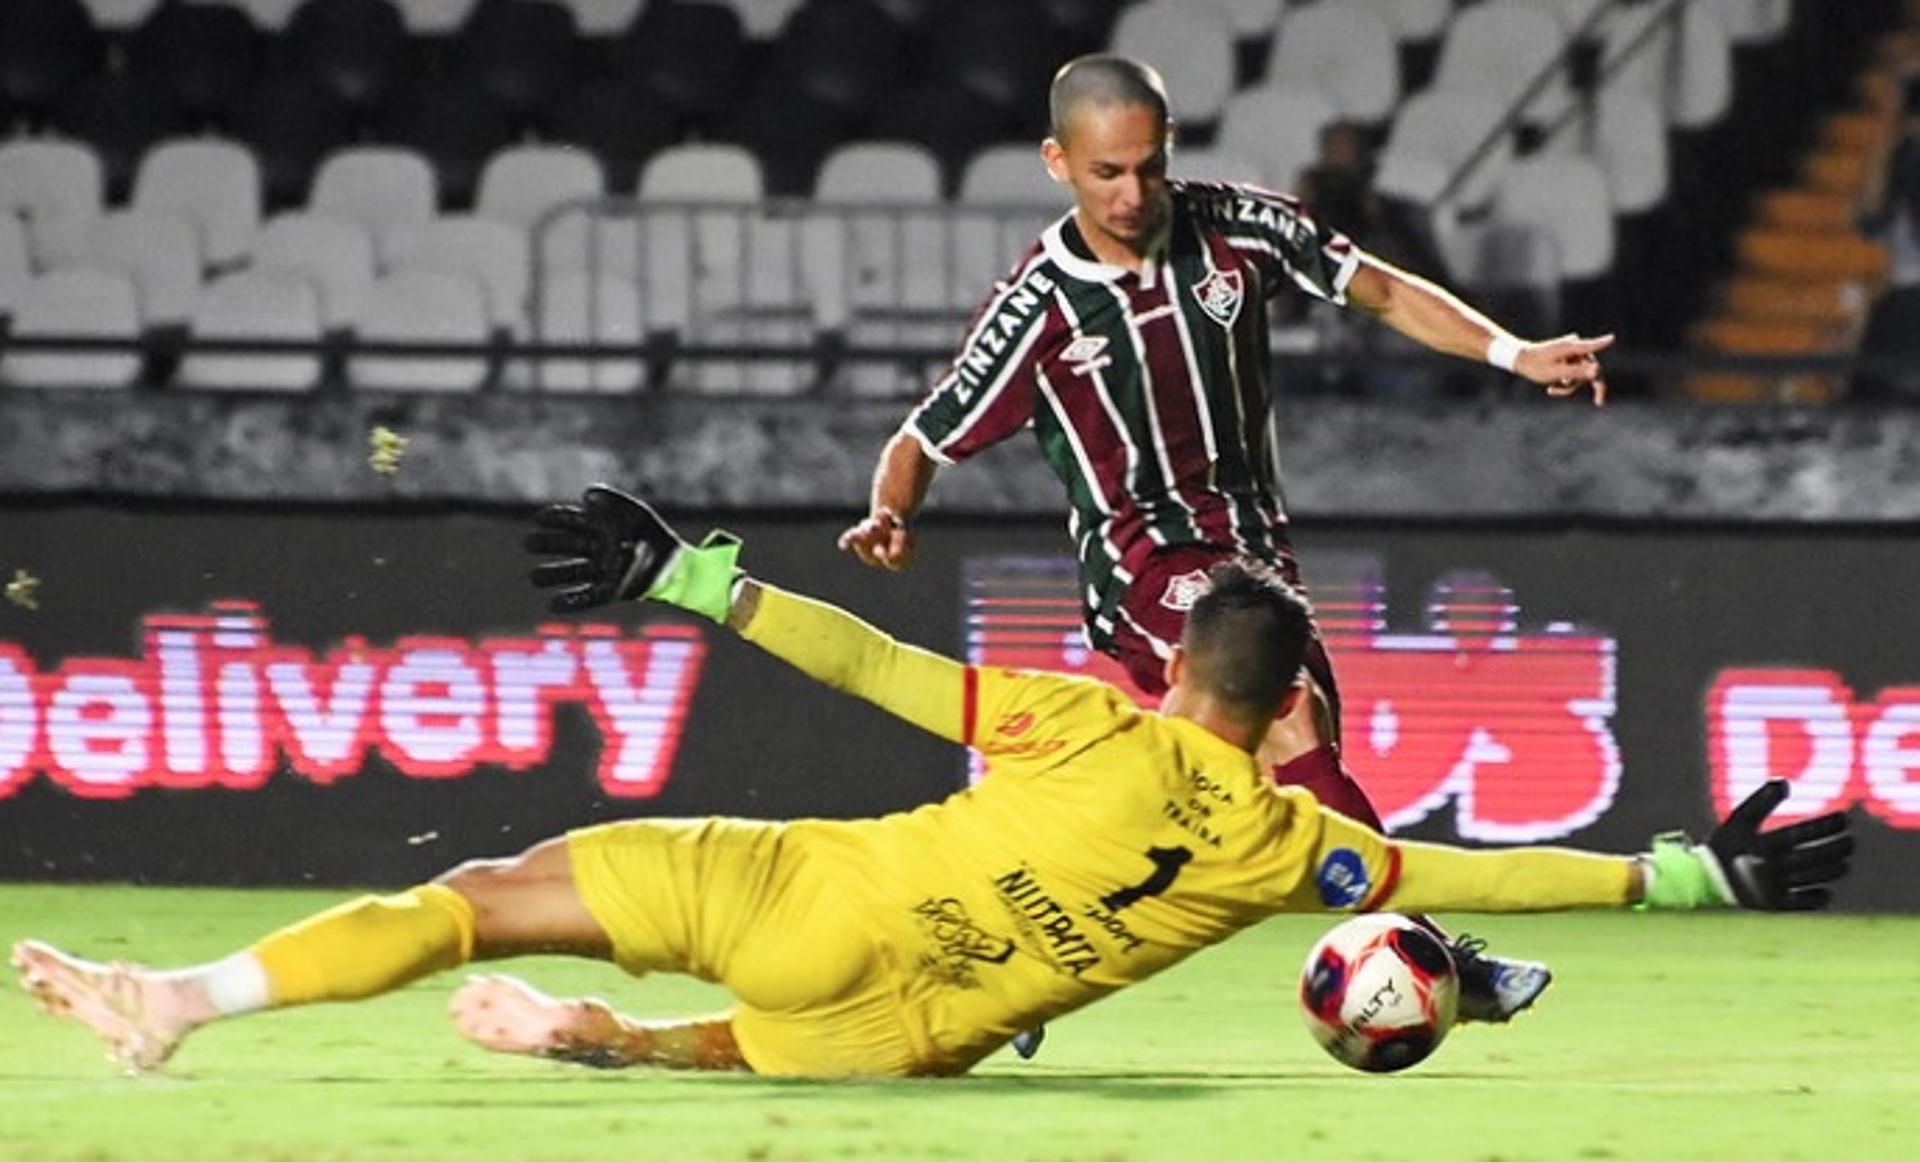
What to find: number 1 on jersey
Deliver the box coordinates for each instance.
[1100,845,1193,912]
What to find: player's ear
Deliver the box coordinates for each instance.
[1274,676,1307,722]
[1042,137,1070,184]
[1163,646,1185,691]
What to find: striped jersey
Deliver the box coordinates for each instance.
[904,180,1360,649]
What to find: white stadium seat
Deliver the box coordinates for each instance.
[557,0,649,36]
[1576,90,1671,216]
[475,144,607,233]
[349,271,492,392]
[1382,90,1514,211]
[1217,87,1341,191]
[398,0,480,34]
[1,270,143,390]
[0,216,31,321]
[132,139,263,270]
[1269,3,1399,123]
[386,215,531,335]
[251,212,377,331]
[1110,1,1236,127]
[956,144,1069,310]
[1707,0,1792,45]
[310,147,439,263]
[178,270,325,392]
[1352,0,1453,42]
[1493,155,1616,280]
[1601,0,1733,129]
[81,0,164,30]
[0,139,105,270]
[77,210,202,327]
[1433,0,1576,125]
[1171,149,1264,186]
[514,271,647,392]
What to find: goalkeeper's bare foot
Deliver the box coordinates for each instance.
[450,973,629,1068]
[11,940,211,1073]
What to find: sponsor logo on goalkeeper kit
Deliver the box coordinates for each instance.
[0,602,705,801]
[911,896,1014,988]
[991,865,1101,977]
[1315,848,1372,909]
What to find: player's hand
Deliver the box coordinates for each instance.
[1641,779,1853,911]
[525,484,739,620]
[1513,333,1613,407]
[837,510,916,572]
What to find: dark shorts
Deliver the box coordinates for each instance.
[1106,544,1341,724]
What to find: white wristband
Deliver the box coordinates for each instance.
[1486,334,1524,373]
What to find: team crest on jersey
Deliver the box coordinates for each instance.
[1061,334,1112,376]
[1160,569,1212,612]
[1192,269,1243,328]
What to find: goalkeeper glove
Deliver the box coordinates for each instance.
[1639,779,1852,911]
[524,484,740,621]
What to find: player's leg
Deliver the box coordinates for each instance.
[11,834,611,1072]
[1260,643,1552,1023]
[449,974,746,1070]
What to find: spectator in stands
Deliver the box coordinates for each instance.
[839,55,1615,1042]
[1855,73,1920,397]
[1296,121,1452,400]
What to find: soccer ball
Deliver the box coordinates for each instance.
[1299,913,1459,1073]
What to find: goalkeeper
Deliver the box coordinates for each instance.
[15,487,1853,1078]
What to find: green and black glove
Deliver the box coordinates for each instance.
[1640,779,1853,911]
[525,484,740,621]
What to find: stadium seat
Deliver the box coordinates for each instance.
[811,141,950,394]
[1432,0,1574,126]
[128,2,263,126]
[309,147,438,262]
[0,0,106,121]
[203,0,306,31]
[1491,154,1615,329]
[75,209,201,327]
[460,0,581,124]
[772,0,906,119]
[0,216,32,320]
[537,76,681,193]
[251,211,376,331]
[222,72,355,210]
[374,75,517,211]
[556,0,649,37]
[80,0,163,31]
[50,73,188,203]
[1171,149,1264,186]
[285,0,411,113]
[1707,0,1792,46]
[0,268,142,389]
[1109,2,1235,128]
[535,204,642,285]
[386,215,531,334]
[1600,0,1733,129]
[956,143,1069,308]
[177,269,325,391]
[720,0,805,40]
[1458,219,1562,337]
[513,270,646,391]
[1581,89,1671,216]
[1267,2,1399,124]
[1204,0,1286,41]
[1216,87,1340,191]
[1382,90,1514,212]
[0,138,105,269]
[1352,0,1453,43]
[348,270,491,391]
[933,0,1061,122]
[398,0,481,35]
[131,139,262,270]
[475,144,607,232]
[623,1,747,128]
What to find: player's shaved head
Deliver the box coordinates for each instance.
[1049,54,1171,143]
[1181,561,1313,717]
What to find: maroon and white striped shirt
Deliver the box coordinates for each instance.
[906,180,1359,650]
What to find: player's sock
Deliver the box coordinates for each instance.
[154,951,272,1016]
[1270,744,1385,829]
[251,884,476,1006]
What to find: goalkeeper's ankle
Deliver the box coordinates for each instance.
[644,532,742,623]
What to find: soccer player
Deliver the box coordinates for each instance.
[15,488,1851,1078]
[838,54,1614,1027]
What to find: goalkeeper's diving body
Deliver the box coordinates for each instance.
[14,488,1854,1078]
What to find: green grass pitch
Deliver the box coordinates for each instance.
[2,884,1914,1162]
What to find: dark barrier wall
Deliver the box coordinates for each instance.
[1,502,1916,910]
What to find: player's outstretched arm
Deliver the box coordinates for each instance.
[1344,252,1612,405]
[1305,778,1852,915]
[526,485,970,743]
